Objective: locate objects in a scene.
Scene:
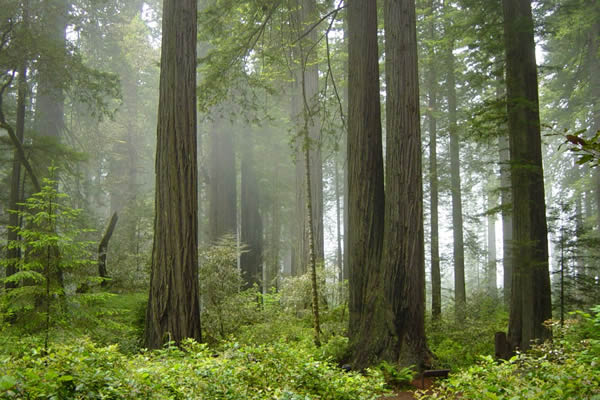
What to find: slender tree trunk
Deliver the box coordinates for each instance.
[383,0,429,368]
[427,0,441,320]
[305,136,321,346]
[335,153,343,290]
[6,11,28,288]
[487,188,497,298]
[503,0,552,351]
[145,0,201,349]
[447,40,466,322]
[499,114,513,308]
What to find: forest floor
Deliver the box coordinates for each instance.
[379,376,437,400]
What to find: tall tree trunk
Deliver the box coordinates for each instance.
[346,0,387,365]
[240,133,263,290]
[499,110,513,308]
[335,153,343,288]
[447,40,466,322]
[145,0,201,349]
[503,0,552,351]
[383,0,429,367]
[6,6,28,288]
[268,171,282,291]
[589,19,600,230]
[427,0,441,321]
[487,188,497,298]
[208,117,237,242]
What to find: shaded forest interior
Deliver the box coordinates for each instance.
[0,0,599,399]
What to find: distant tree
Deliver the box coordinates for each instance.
[145,0,201,349]
[425,0,442,320]
[240,132,263,290]
[445,20,467,322]
[502,0,552,351]
[208,117,237,242]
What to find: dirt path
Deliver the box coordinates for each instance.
[378,376,436,400]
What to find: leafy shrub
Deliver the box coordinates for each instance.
[0,337,387,399]
[426,297,508,369]
[417,308,600,400]
[198,236,264,343]
[375,361,416,388]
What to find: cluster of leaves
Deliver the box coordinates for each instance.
[565,130,600,167]
[417,307,600,400]
[0,337,387,400]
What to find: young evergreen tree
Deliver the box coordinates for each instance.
[502,0,552,351]
[145,0,201,349]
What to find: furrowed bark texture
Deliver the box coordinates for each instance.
[145,0,201,349]
[383,0,429,367]
[503,0,552,351]
[347,0,387,360]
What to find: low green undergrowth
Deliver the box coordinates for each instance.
[427,296,508,370]
[0,337,387,399]
[417,306,600,400]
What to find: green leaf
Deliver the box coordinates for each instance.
[0,375,17,391]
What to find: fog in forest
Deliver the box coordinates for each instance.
[0,1,599,398]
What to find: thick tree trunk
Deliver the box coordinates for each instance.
[145,0,201,349]
[383,0,429,368]
[503,0,552,351]
[427,0,441,321]
[240,133,263,290]
[208,117,237,242]
[346,0,387,366]
[447,42,466,322]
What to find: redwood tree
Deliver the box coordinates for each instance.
[145,0,201,349]
[502,0,552,350]
[383,0,429,367]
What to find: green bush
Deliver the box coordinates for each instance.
[417,308,600,400]
[426,297,508,369]
[0,337,387,399]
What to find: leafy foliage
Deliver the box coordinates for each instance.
[417,309,600,400]
[0,338,387,399]
[0,172,96,332]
